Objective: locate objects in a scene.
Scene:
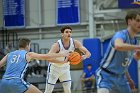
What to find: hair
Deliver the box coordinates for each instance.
[125,11,140,25]
[18,38,31,48]
[87,64,92,67]
[60,26,72,33]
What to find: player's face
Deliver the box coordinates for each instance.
[129,15,140,32]
[87,66,92,70]
[62,29,72,39]
[26,43,31,52]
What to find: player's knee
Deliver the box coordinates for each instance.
[97,88,109,93]
[44,84,54,93]
[25,84,42,93]
[62,82,71,90]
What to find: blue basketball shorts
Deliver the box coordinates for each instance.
[96,69,132,93]
[0,78,30,93]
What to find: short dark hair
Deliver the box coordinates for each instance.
[87,64,92,67]
[125,11,140,25]
[60,26,72,33]
[18,38,31,48]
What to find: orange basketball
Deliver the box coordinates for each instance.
[68,52,81,65]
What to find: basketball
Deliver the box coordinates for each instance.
[68,52,81,65]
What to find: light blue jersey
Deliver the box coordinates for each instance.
[3,50,28,79]
[96,29,137,93]
[0,50,30,93]
[101,29,137,75]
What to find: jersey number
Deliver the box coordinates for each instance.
[11,55,20,63]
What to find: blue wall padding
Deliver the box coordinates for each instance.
[128,59,138,88]
[102,38,111,56]
[83,38,102,74]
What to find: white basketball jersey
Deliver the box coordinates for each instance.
[51,38,75,67]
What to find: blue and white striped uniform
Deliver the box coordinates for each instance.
[96,29,137,93]
[0,50,30,93]
[44,38,75,93]
[47,38,75,84]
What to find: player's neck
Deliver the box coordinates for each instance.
[62,38,70,43]
[127,27,137,38]
[19,48,25,50]
[19,48,28,51]
[62,38,70,49]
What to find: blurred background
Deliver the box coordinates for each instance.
[0,0,140,93]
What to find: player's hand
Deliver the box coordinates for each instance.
[128,78,136,92]
[134,51,140,60]
[135,45,140,51]
[81,55,87,60]
[85,78,90,81]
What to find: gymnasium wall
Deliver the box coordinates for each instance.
[0,0,3,28]
[31,37,83,49]
[0,0,122,41]
[25,0,88,27]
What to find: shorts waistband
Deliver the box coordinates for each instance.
[3,77,21,79]
[100,67,117,75]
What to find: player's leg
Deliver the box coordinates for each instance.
[59,69,71,93]
[0,79,11,93]
[96,69,115,93]
[62,81,71,93]
[97,88,109,93]
[13,78,42,93]
[1,78,41,93]
[117,77,132,93]
[44,83,55,93]
[44,65,59,93]
[25,84,42,93]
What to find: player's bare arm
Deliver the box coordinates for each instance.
[74,40,91,60]
[28,52,68,60]
[133,50,140,60]
[49,42,59,53]
[0,55,7,68]
[114,38,139,51]
[47,58,68,63]
[125,70,136,91]
[25,52,69,63]
[44,42,69,63]
[25,44,69,63]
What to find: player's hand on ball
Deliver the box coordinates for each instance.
[68,52,81,65]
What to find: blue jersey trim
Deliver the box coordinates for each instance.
[61,80,71,83]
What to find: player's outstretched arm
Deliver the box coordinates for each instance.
[26,51,69,62]
[0,55,7,68]
[114,38,140,51]
[125,70,136,92]
[39,42,69,63]
[47,57,68,63]
[74,40,91,60]
[133,51,140,60]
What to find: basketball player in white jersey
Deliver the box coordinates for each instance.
[44,26,91,93]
